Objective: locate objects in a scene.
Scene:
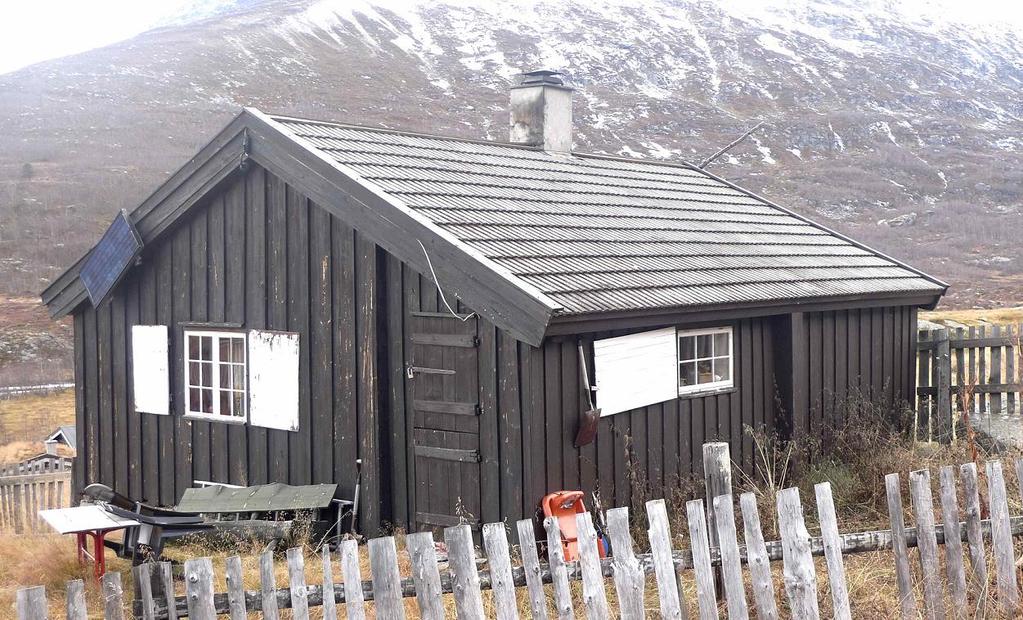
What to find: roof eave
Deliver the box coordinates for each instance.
[544,289,944,336]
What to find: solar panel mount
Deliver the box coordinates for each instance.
[80,210,143,306]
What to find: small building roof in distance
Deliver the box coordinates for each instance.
[271,115,946,316]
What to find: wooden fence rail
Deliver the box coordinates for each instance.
[0,458,72,533]
[917,323,1021,440]
[15,449,1023,619]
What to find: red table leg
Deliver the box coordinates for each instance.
[92,531,106,579]
[76,532,86,565]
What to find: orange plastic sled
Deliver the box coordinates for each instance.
[541,490,608,562]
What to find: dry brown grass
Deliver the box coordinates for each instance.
[922,306,1023,327]
[0,389,74,447]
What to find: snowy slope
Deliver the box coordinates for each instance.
[0,0,1020,306]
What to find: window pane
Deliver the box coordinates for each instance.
[200,336,212,360]
[188,336,200,360]
[679,361,696,387]
[233,392,244,417]
[233,365,245,391]
[219,338,232,362]
[220,391,232,417]
[713,357,730,382]
[201,389,213,414]
[232,338,245,362]
[713,332,729,356]
[697,359,713,383]
[200,362,212,387]
[188,362,200,386]
[697,334,712,358]
[679,336,695,361]
[220,364,232,389]
[189,388,201,412]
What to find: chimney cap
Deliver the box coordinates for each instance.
[515,69,571,89]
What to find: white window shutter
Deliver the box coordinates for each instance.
[131,325,169,415]
[248,330,300,431]
[593,327,677,416]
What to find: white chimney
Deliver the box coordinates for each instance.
[509,70,573,152]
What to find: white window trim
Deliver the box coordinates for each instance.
[183,329,248,423]
[677,326,734,396]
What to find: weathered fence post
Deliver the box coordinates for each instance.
[739,492,778,620]
[646,499,687,620]
[686,498,719,620]
[259,549,279,620]
[934,330,952,440]
[405,532,444,620]
[482,523,518,620]
[814,483,851,620]
[102,571,125,620]
[776,487,820,620]
[368,536,406,620]
[515,518,549,620]
[703,441,731,599]
[66,579,87,620]
[183,558,215,620]
[16,586,47,620]
[885,473,918,619]
[986,460,1019,612]
[908,470,944,620]
[225,555,248,620]
[286,547,310,620]
[606,507,645,620]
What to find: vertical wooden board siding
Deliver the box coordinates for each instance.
[519,341,539,519]
[907,309,918,407]
[97,301,114,486]
[807,313,823,437]
[739,321,754,472]
[190,207,211,486]
[663,397,680,492]
[498,331,524,521]
[110,292,129,494]
[544,341,564,492]
[287,187,312,485]
[679,398,693,480]
[154,238,175,505]
[73,311,86,498]
[847,309,861,397]
[171,223,193,500]
[310,203,334,485]
[480,321,501,524]
[822,312,835,426]
[834,311,848,418]
[579,340,598,497]
[332,219,357,496]
[385,255,407,526]
[355,233,380,534]
[207,195,229,484]
[265,173,289,484]
[82,306,99,493]
[244,166,268,486]
[224,178,248,486]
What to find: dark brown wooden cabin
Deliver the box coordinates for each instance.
[42,74,946,534]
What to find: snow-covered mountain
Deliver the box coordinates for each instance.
[1,0,1021,307]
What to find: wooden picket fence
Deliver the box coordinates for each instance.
[0,456,72,533]
[917,323,1022,439]
[15,446,1023,618]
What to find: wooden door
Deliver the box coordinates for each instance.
[408,313,482,532]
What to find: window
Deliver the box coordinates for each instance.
[677,327,732,395]
[184,330,246,421]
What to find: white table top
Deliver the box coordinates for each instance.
[39,505,139,535]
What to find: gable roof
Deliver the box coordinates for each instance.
[43,108,945,345]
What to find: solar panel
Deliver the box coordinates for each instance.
[80,210,143,306]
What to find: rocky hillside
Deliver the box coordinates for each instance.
[1,0,1021,307]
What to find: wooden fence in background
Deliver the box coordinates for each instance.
[917,323,1021,439]
[15,445,1023,619]
[0,456,72,533]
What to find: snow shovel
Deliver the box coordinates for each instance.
[574,342,600,447]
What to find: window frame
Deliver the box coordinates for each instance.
[676,325,734,396]
[182,329,248,424]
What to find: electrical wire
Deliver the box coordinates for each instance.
[417,239,476,322]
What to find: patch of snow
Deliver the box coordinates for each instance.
[617,145,645,158]
[828,122,845,151]
[642,141,675,159]
[751,136,775,164]
[787,147,802,159]
[870,121,899,145]
[756,33,800,60]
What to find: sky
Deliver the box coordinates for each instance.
[1,0,1022,76]
[0,0,237,75]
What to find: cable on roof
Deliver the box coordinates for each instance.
[418,239,476,322]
